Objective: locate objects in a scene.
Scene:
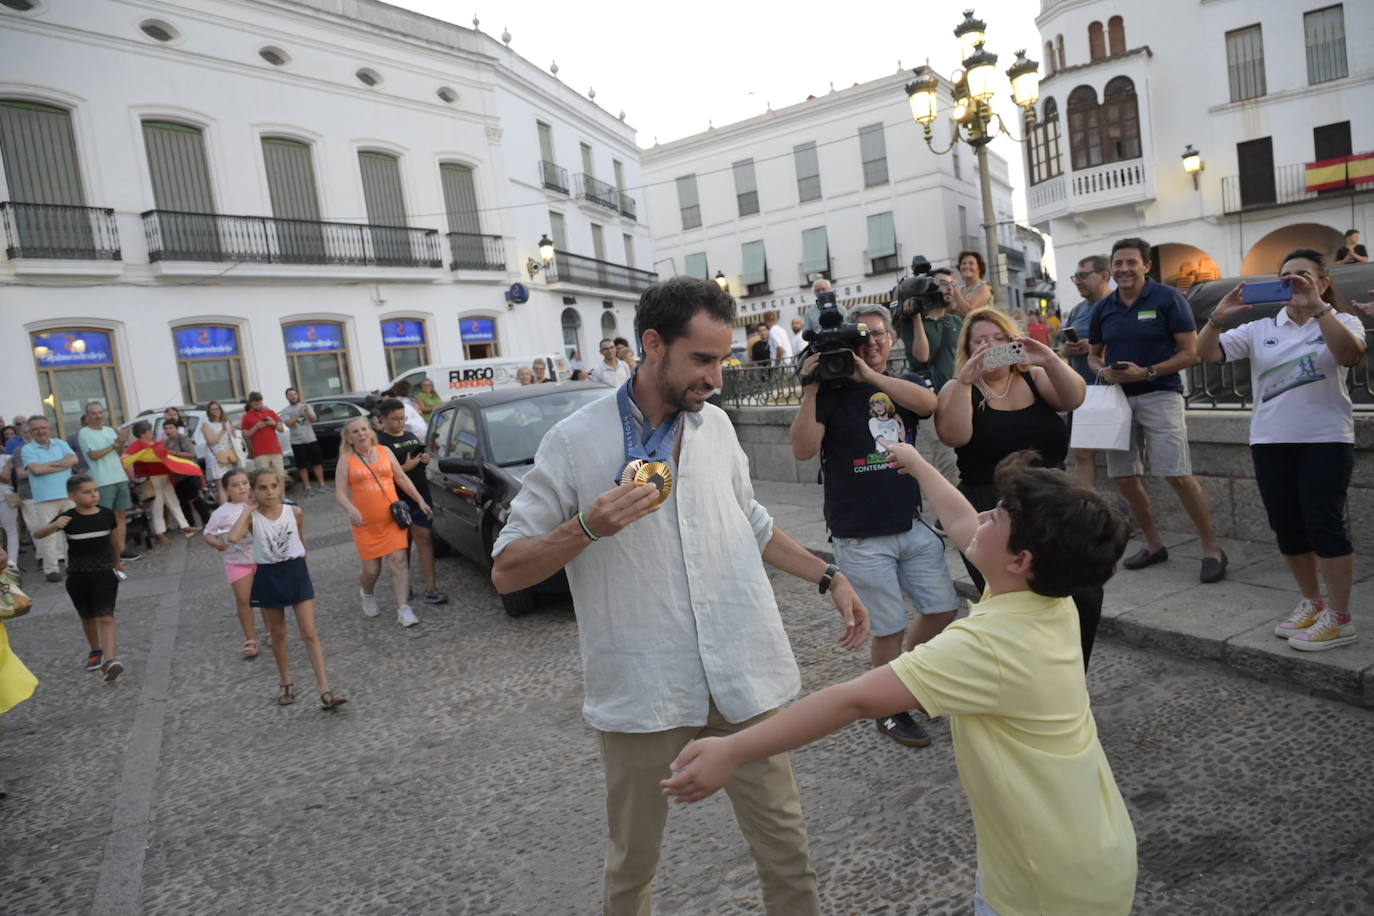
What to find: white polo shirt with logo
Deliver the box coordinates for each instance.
[1218,308,1365,445]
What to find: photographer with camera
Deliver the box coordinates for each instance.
[790,301,959,749]
[893,260,964,486]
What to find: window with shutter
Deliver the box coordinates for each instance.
[1304,5,1347,84]
[143,121,217,258]
[261,136,323,260]
[0,100,94,255]
[358,150,408,264]
[684,252,707,280]
[1225,25,1267,102]
[859,124,889,187]
[793,142,821,202]
[866,212,897,274]
[677,174,701,229]
[733,159,759,216]
[801,227,829,277]
[741,240,768,294]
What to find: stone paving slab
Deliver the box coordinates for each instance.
[753,479,1374,708]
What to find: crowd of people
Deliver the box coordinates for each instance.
[2,237,1370,909]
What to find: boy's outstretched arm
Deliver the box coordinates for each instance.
[661,666,920,804]
[882,440,978,553]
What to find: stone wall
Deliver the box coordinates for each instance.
[724,405,1374,553]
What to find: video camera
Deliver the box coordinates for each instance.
[800,290,870,386]
[890,255,947,318]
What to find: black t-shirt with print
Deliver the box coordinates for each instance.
[818,373,930,538]
[60,506,116,573]
[377,430,431,504]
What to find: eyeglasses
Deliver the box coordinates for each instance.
[866,329,890,341]
[1070,271,1103,281]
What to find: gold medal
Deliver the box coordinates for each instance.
[633,460,673,505]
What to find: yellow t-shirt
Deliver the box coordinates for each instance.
[889,589,1136,915]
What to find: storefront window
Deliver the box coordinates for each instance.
[282,321,352,398]
[173,325,246,404]
[30,329,125,437]
[382,318,430,379]
[459,315,498,360]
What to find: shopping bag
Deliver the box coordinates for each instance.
[1070,385,1133,451]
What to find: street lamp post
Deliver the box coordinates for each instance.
[905,10,1040,306]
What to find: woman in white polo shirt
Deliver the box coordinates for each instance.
[1199,248,1367,652]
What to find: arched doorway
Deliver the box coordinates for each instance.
[560,307,582,362]
[1155,243,1222,292]
[1241,223,1344,275]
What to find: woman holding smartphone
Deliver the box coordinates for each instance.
[1198,248,1366,651]
[936,309,1105,665]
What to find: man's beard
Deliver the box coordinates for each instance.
[655,361,708,413]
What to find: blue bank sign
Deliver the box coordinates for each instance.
[174,326,240,359]
[32,330,114,367]
[382,319,426,347]
[283,322,345,353]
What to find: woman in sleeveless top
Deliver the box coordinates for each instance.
[335,417,432,627]
[201,401,243,501]
[936,309,1109,666]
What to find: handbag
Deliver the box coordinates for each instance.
[356,450,412,530]
[209,423,240,466]
[1070,384,1134,452]
[0,567,32,620]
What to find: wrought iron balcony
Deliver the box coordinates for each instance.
[141,210,442,268]
[447,231,506,271]
[547,250,657,293]
[1221,155,1374,214]
[540,160,569,194]
[618,192,637,220]
[576,173,619,211]
[1,201,121,260]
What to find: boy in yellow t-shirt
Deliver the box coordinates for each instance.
[662,445,1137,915]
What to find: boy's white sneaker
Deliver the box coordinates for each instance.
[397,604,419,628]
[360,590,380,618]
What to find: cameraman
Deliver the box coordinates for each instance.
[894,266,963,485]
[789,304,959,749]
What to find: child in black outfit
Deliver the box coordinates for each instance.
[34,474,126,681]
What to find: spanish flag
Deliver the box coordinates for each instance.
[121,440,204,477]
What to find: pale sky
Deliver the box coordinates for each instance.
[392,0,1044,210]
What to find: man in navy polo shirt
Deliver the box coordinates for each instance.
[1090,237,1227,583]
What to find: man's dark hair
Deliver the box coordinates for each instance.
[131,420,152,438]
[932,266,955,277]
[378,398,405,417]
[599,338,615,348]
[246,391,263,404]
[66,473,95,493]
[1110,237,1152,263]
[163,419,179,430]
[635,275,736,346]
[613,336,630,349]
[1078,254,1109,273]
[994,451,1129,597]
[285,387,298,397]
[1346,229,1359,238]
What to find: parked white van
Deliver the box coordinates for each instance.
[388,354,571,398]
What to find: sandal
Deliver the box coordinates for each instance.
[241,638,259,659]
[319,690,348,711]
[276,683,295,706]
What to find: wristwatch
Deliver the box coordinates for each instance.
[818,563,840,595]
[1146,365,1158,381]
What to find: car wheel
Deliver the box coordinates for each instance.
[500,588,538,617]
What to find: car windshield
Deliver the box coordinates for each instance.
[481,388,611,466]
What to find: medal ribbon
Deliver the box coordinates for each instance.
[616,372,681,463]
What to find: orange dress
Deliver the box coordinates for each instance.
[346,447,409,561]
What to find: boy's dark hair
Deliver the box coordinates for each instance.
[221,468,248,489]
[378,398,405,416]
[994,451,1129,597]
[1110,237,1152,264]
[163,419,179,429]
[131,420,152,438]
[635,275,736,347]
[66,473,95,493]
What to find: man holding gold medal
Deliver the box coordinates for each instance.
[492,276,870,916]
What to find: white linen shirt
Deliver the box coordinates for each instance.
[492,393,800,733]
[767,323,794,364]
[1219,309,1365,445]
[587,359,633,388]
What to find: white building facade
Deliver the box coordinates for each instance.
[1026,0,1373,288]
[0,0,653,435]
[640,71,1032,342]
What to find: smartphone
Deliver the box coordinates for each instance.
[1109,361,1131,370]
[1061,327,1080,343]
[114,569,128,581]
[1242,278,1292,305]
[982,341,1028,369]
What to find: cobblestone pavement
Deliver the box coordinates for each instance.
[3,487,1373,915]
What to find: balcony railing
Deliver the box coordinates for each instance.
[540,160,569,194]
[548,249,657,293]
[141,210,442,268]
[1,201,121,260]
[1070,159,1146,200]
[1221,156,1374,214]
[576,173,619,211]
[446,231,506,271]
[618,191,637,221]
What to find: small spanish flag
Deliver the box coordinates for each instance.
[122,440,204,478]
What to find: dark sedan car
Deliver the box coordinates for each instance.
[303,393,383,471]
[424,382,613,615]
